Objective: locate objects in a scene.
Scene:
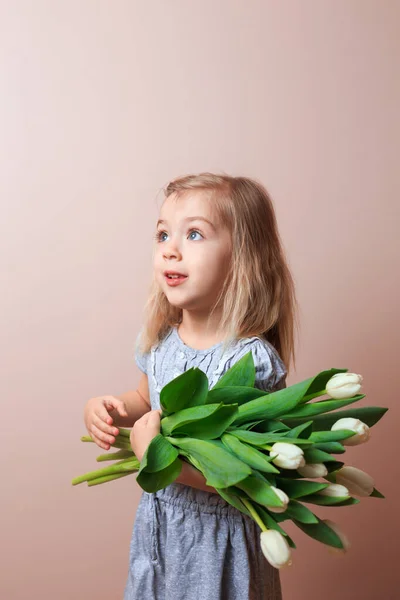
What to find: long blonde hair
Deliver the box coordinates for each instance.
[137,172,301,374]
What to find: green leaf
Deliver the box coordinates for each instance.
[303,448,337,463]
[221,434,280,473]
[235,475,284,508]
[301,495,359,507]
[284,421,313,439]
[230,430,313,447]
[280,395,363,419]
[297,368,349,405]
[232,419,266,430]
[313,442,345,454]
[370,487,385,498]
[211,351,256,389]
[136,457,182,493]
[251,467,277,488]
[308,429,357,443]
[253,420,291,433]
[162,403,238,440]
[206,386,265,406]
[161,403,238,439]
[276,478,329,499]
[233,375,321,426]
[168,437,252,488]
[284,499,319,524]
[137,434,178,474]
[293,516,346,549]
[256,506,297,548]
[160,367,209,413]
[282,406,388,431]
[215,487,251,517]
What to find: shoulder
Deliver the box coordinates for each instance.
[221,336,287,392]
[134,327,175,374]
[134,328,151,374]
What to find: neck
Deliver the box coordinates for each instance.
[178,310,227,345]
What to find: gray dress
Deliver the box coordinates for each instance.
[124,326,288,600]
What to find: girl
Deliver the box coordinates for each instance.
[84,172,299,600]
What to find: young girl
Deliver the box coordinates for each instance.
[84,172,299,600]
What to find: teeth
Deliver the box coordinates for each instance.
[167,274,181,278]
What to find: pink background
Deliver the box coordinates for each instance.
[1,1,399,598]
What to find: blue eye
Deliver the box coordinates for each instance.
[154,229,203,242]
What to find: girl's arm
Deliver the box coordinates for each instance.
[110,373,152,427]
[130,409,217,494]
[175,461,217,494]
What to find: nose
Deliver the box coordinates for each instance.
[162,236,182,260]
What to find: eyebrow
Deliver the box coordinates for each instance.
[156,216,216,231]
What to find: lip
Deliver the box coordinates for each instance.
[164,273,188,287]
[164,270,188,277]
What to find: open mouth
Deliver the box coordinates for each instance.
[165,274,188,285]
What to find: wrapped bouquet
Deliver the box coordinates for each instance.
[72,353,387,568]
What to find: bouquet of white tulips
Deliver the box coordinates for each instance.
[73,353,387,569]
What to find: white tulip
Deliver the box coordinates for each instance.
[323,519,351,555]
[325,373,363,399]
[269,442,305,470]
[335,466,374,497]
[331,417,371,446]
[260,530,293,569]
[297,462,328,478]
[317,483,349,497]
[266,486,290,513]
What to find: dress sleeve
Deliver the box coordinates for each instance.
[134,329,148,375]
[225,338,287,393]
[252,339,287,392]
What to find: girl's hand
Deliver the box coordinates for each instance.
[84,395,128,450]
[130,409,162,462]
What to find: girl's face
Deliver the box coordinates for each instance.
[153,191,232,313]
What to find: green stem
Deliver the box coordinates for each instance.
[300,389,327,403]
[80,435,132,450]
[116,428,131,438]
[241,498,268,532]
[96,449,135,462]
[87,472,132,486]
[72,457,139,486]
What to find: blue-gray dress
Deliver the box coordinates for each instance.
[124,326,287,600]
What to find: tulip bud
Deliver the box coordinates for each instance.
[325,373,363,399]
[317,483,349,497]
[322,519,351,554]
[297,462,328,478]
[334,466,374,497]
[269,442,305,470]
[331,417,370,446]
[260,530,293,569]
[266,486,290,513]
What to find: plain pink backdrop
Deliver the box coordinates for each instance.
[1,1,399,599]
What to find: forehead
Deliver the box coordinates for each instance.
[158,190,217,223]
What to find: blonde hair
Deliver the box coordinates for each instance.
[137,172,301,374]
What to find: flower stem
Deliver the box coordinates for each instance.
[116,428,131,438]
[71,457,139,485]
[96,449,135,462]
[87,472,132,486]
[301,389,327,403]
[241,498,268,532]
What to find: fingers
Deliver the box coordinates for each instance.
[104,396,128,418]
[90,423,115,449]
[95,401,114,426]
[93,414,119,437]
